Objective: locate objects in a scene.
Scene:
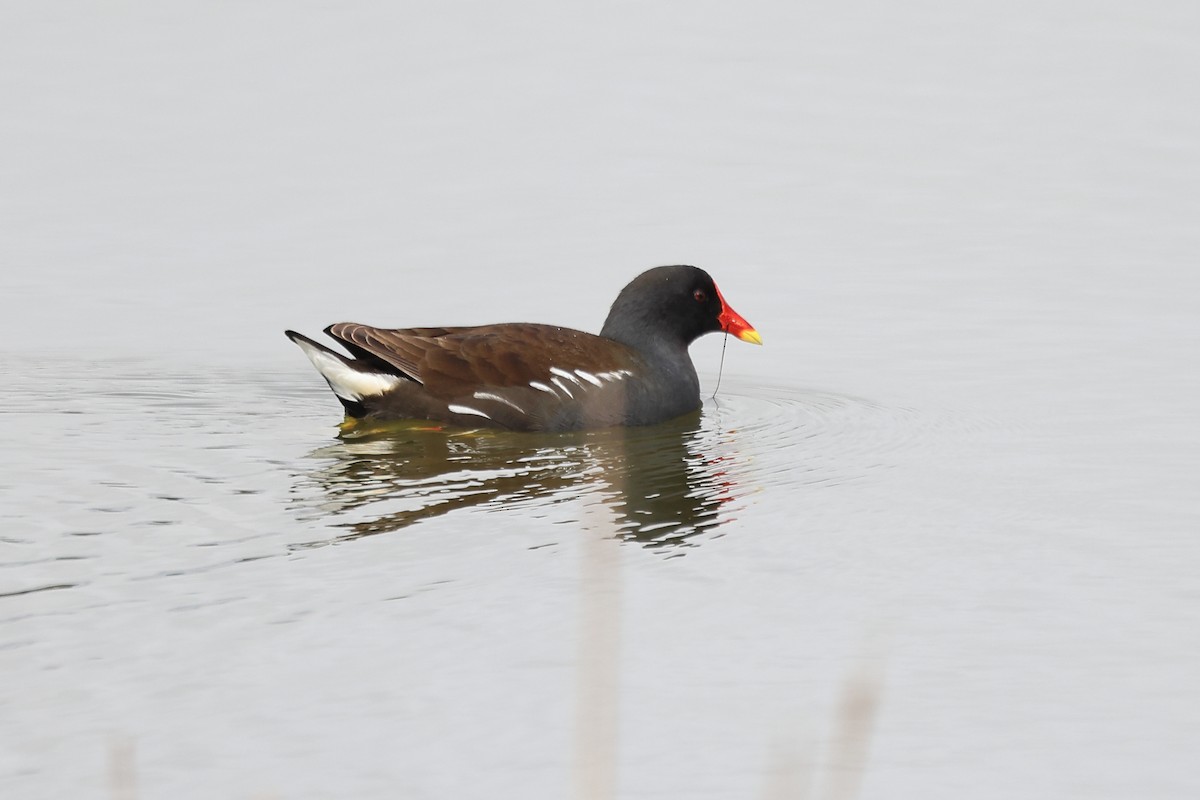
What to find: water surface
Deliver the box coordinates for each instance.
[2,3,1199,799]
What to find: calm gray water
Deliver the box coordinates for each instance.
[3,4,1199,798]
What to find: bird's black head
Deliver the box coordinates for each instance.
[600,265,760,351]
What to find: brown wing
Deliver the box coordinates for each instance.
[325,322,634,400]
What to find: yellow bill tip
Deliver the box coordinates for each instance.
[737,328,763,346]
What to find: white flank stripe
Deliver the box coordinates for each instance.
[575,370,602,386]
[293,339,401,401]
[448,404,492,419]
[550,377,574,398]
[529,381,558,396]
[549,366,583,385]
[473,391,525,414]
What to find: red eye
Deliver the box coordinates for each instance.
[693,288,707,303]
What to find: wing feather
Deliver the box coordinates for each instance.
[324,323,633,401]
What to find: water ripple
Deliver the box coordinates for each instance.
[287,380,961,550]
[701,382,935,487]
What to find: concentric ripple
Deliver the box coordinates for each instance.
[696,381,937,488]
[288,379,973,550]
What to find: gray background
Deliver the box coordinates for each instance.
[2,3,1198,798]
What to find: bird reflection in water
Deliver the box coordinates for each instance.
[290,412,739,550]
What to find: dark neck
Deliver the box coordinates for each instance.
[601,323,701,415]
[600,313,691,354]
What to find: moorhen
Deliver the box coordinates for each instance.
[286,264,760,431]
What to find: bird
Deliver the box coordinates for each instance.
[285,264,761,432]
